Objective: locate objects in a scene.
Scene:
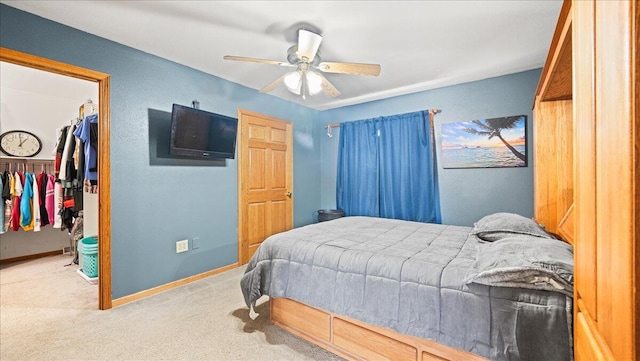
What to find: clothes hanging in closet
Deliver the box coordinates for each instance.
[2,110,97,237]
[54,122,81,229]
[1,170,52,233]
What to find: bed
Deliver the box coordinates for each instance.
[241,214,573,361]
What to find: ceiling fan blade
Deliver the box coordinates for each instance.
[223,55,293,67]
[316,72,341,98]
[297,29,322,61]
[317,62,381,76]
[259,74,287,94]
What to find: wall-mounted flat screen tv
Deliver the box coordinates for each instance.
[170,104,238,159]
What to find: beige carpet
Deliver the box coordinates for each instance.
[0,255,344,360]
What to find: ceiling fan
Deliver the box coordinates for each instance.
[224,29,381,99]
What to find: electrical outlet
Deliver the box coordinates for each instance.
[192,237,200,249]
[176,239,189,253]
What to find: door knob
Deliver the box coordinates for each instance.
[286,192,292,198]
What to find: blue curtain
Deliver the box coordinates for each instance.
[336,110,441,223]
[378,111,441,223]
[336,120,379,216]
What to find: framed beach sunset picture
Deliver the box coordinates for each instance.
[441,115,527,169]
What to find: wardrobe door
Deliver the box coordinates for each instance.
[573,0,637,359]
[572,0,598,359]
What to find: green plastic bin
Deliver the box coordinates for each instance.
[80,236,98,278]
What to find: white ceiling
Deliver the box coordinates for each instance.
[1,1,562,111]
[1,62,98,103]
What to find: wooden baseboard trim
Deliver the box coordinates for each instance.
[0,250,64,264]
[111,263,239,307]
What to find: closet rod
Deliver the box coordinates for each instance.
[0,158,54,169]
[0,157,54,161]
[323,108,441,129]
[0,158,54,173]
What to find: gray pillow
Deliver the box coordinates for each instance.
[464,236,573,297]
[471,212,554,242]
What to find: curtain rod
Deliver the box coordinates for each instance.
[323,108,441,129]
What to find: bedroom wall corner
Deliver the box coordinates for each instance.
[291,108,324,227]
[318,69,542,226]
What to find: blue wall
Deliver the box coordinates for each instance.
[0,4,321,298]
[319,69,541,226]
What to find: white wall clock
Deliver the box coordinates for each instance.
[0,130,43,157]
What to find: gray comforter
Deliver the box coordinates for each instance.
[241,216,572,361]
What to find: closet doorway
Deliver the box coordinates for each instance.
[0,47,112,310]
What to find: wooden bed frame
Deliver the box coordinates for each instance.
[270,297,487,361]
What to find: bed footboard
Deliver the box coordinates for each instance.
[269,297,487,361]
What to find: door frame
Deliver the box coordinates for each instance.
[0,47,112,310]
[236,109,293,265]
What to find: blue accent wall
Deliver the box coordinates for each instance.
[319,69,541,226]
[1,4,321,298]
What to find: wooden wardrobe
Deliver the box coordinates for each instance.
[533,0,638,360]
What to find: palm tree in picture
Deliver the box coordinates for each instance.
[462,116,526,162]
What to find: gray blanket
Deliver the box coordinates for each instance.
[241,216,572,361]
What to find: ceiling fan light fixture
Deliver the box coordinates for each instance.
[306,71,323,95]
[284,71,302,94]
[297,29,322,60]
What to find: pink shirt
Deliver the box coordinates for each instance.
[46,174,55,226]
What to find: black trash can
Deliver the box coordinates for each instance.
[317,209,345,222]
